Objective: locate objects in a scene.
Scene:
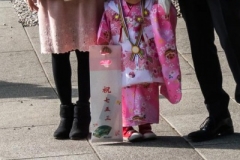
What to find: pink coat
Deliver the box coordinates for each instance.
[37,0,105,54]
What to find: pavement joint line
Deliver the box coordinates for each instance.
[0,124,57,130]
[160,113,207,160]
[185,73,196,75]
[178,50,195,69]
[23,27,59,98]
[178,49,240,107]
[0,50,34,54]
[88,139,103,160]
[7,153,94,160]
[0,99,30,103]
[0,79,47,84]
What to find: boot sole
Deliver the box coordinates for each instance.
[54,136,70,140]
[70,133,89,140]
[70,137,87,140]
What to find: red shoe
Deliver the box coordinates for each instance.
[123,127,143,142]
[139,124,157,140]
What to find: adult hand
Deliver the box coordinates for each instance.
[26,0,38,11]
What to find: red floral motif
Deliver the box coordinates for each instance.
[129,72,135,78]
[102,86,111,93]
[103,31,111,41]
[165,49,176,60]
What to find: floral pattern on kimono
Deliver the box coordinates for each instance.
[150,1,182,104]
[97,0,182,126]
[122,83,160,126]
[98,0,164,85]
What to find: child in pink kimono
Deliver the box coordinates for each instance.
[97,0,182,142]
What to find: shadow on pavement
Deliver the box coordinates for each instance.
[95,136,192,148]
[186,133,240,149]
[95,133,240,149]
[0,81,77,99]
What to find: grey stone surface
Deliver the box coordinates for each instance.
[230,114,240,133]
[181,74,200,90]
[25,26,42,55]
[161,112,240,142]
[0,99,59,128]
[162,108,240,143]
[178,56,196,75]
[0,51,48,84]
[26,154,100,160]
[196,145,240,160]
[0,1,12,8]
[176,18,187,29]
[161,89,205,116]
[92,131,203,160]
[180,52,232,76]
[0,125,94,160]
[176,29,191,54]
[0,7,33,52]
[222,75,238,102]
[161,114,208,137]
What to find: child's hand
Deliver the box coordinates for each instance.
[27,0,39,12]
[101,46,112,55]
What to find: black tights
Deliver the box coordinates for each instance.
[52,50,90,106]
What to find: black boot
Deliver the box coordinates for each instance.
[69,102,91,140]
[53,104,74,139]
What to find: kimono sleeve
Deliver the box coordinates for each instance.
[97,11,112,45]
[152,2,177,43]
[150,3,182,104]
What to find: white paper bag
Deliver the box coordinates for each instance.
[89,45,123,143]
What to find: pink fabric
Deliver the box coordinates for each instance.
[97,0,182,126]
[151,3,182,104]
[37,0,105,54]
[97,0,164,86]
[122,83,160,127]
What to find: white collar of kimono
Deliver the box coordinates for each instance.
[107,0,153,14]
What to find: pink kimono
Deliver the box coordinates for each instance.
[97,0,182,127]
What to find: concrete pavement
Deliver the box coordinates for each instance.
[0,0,240,159]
